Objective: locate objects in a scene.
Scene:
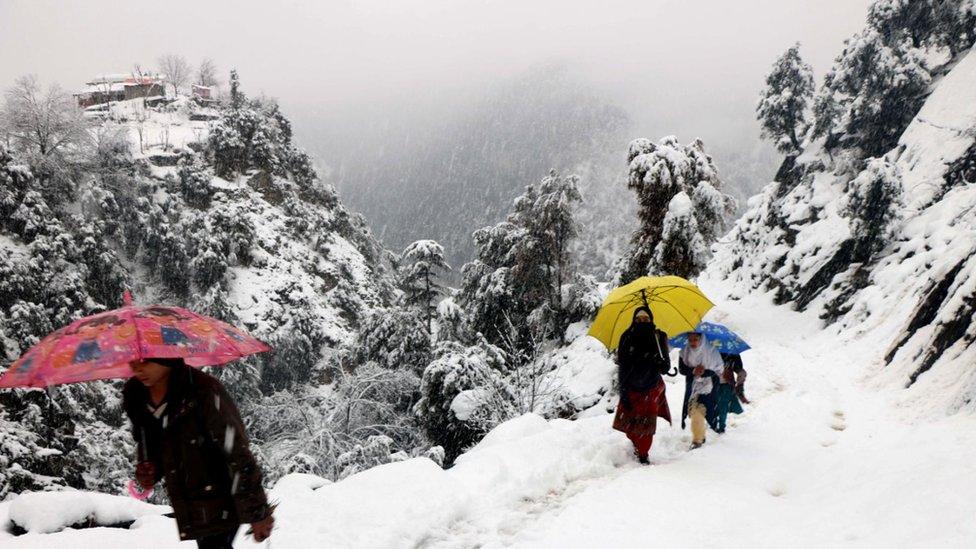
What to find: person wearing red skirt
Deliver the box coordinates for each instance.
[612,307,673,464]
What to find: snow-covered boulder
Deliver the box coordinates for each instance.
[6,491,169,534]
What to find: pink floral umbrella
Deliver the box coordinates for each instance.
[0,292,271,389]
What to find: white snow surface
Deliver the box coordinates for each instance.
[4,490,169,535]
[4,278,975,548]
[897,48,976,208]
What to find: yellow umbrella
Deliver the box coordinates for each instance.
[588,275,714,351]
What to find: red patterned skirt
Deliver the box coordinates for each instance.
[613,381,672,438]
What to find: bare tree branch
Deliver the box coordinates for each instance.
[157,53,191,96]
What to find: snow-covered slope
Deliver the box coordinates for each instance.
[6,281,975,548]
[103,97,393,347]
[0,93,397,498]
[714,46,976,414]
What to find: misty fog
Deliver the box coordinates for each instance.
[0,0,872,270]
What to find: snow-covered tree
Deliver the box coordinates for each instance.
[414,341,510,461]
[348,307,433,374]
[809,0,976,157]
[207,80,313,185]
[866,0,976,55]
[460,170,586,348]
[617,137,733,283]
[1,76,89,158]
[229,69,244,109]
[514,170,583,337]
[757,43,815,154]
[262,286,328,393]
[177,160,214,208]
[436,295,474,345]
[400,240,450,335]
[845,158,904,263]
[653,192,709,279]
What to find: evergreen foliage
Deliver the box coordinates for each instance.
[757,43,815,154]
[617,137,734,283]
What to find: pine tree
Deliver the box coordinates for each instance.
[229,69,244,109]
[460,170,584,347]
[867,0,976,55]
[653,192,709,279]
[157,226,191,297]
[263,287,327,393]
[250,122,281,174]
[808,0,976,157]
[414,341,510,462]
[9,190,56,239]
[618,137,732,283]
[845,158,904,263]
[400,240,450,335]
[349,307,433,374]
[436,295,473,345]
[74,217,126,307]
[177,160,214,208]
[757,43,815,154]
[190,238,227,289]
[512,170,583,338]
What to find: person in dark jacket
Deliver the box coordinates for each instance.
[612,307,672,464]
[724,352,750,404]
[124,358,274,548]
[714,353,746,433]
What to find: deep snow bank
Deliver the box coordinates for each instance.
[714,47,976,414]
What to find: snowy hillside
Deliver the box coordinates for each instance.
[5,279,975,548]
[104,95,392,346]
[715,45,976,414]
[0,83,398,497]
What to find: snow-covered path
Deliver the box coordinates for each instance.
[422,281,976,548]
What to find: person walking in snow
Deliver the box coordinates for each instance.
[613,307,673,464]
[124,357,275,548]
[725,352,750,404]
[713,353,746,433]
[679,332,723,449]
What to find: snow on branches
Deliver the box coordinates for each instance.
[617,136,734,283]
[757,43,815,155]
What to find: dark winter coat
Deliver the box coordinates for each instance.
[679,357,720,429]
[123,365,270,541]
[720,353,746,385]
[617,311,671,393]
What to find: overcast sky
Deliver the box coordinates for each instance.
[0,0,872,167]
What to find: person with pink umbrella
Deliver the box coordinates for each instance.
[125,356,274,548]
[0,294,275,548]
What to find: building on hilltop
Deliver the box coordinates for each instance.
[74,73,165,107]
[191,84,215,101]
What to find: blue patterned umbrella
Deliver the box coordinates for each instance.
[669,322,751,354]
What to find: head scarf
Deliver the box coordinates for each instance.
[632,306,653,323]
[680,333,723,371]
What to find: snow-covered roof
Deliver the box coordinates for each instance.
[77,82,127,94]
[88,73,132,84]
[85,73,165,86]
